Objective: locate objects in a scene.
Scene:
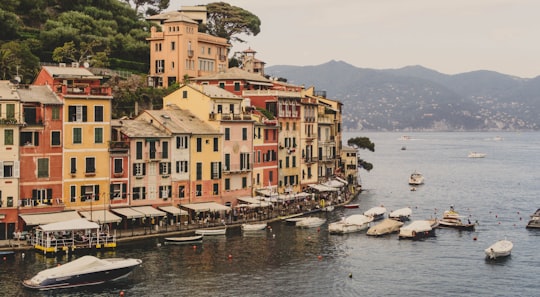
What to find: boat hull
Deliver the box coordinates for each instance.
[195,228,227,236]
[164,235,203,244]
[241,223,267,231]
[485,240,513,259]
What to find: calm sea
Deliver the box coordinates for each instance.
[2,132,539,297]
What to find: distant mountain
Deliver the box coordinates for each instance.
[266,61,540,131]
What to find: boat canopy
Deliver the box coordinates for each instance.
[20,211,81,226]
[38,218,99,232]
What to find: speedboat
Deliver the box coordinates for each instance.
[389,207,412,221]
[485,240,513,259]
[164,235,203,244]
[366,218,404,236]
[526,208,540,229]
[438,209,475,231]
[468,152,487,158]
[398,220,436,240]
[363,206,387,221]
[328,214,373,234]
[296,217,326,228]
[241,223,268,231]
[195,228,227,236]
[408,171,424,185]
[22,255,142,290]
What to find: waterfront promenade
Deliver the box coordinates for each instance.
[0,190,359,252]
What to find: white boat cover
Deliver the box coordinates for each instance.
[399,220,433,237]
[79,210,122,224]
[367,218,404,235]
[181,202,231,212]
[343,214,373,225]
[389,207,412,218]
[364,206,387,217]
[20,211,81,226]
[158,206,188,215]
[38,218,99,232]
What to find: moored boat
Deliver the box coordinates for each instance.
[485,240,513,259]
[164,235,203,244]
[363,206,387,221]
[408,171,424,185]
[366,218,404,236]
[438,209,475,231]
[344,203,359,209]
[241,223,267,231]
[329,214,373,234]
[389,207,412,222]
[398,220,436,240]
[22,255,142,290]
[526,208,540,229]
[468,152,487,158]
[296,217,326,228]
[195,228,227,236]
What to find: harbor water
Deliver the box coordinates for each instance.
[1,132,539,297]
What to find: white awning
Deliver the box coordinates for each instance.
[79,210,122,224]
[335,176,349,185]
[20,211,81,226]
[237,197,271,207]
[323,179,346,188]
[308,184,339,192]
[181,202,231,212]
[38,218,99,232]
[159,206,188,215]
[131,206,166,217]
[111,207,145,219]
[247,80,274,86]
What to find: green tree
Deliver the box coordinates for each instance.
[205,2,261,43]
[347,137,375,171]
[52,40,110,67]
[123,0,170,16]
[0,41,39,82]
[0,9,22,40]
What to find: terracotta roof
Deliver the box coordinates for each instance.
[43,66,102,79]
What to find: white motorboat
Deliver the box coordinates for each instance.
[485,240,513,259]
[398,220,436,240]
[363,206,387,221]
[296,217,326,228]
[408,171,424,185]
[526,208,540,229]
[366,218,404,236]
[22,255,142,290]
[164,235,203,244]
[328,214,373,234]
[438,209,475,231]
[241,223,267,231]
[195,228,227,236]
[468,152,487,158]
[389,207,412,221]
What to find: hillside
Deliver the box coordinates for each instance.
[266,61,540,131]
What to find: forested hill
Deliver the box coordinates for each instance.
[0,0,151,83]
[267,61,540,131]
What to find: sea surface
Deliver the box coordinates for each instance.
[2,132,539,297]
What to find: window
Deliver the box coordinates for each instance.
[156,59,164,73]
[94,106,104,122]
[196,184,202,196]
[171,41,176,50]
[132,187,146,200]
[94,127,103,143]
[21,131,39,146]
[219,82,225,89]
[70,157,77,174]
[196,162,202,180]
[85,157,95,174]
[176,161,188,173]
[269,171,273,182]
[159,186,172,198]
[178,185,185,198]
[110,183,126,199]
[52,106,60,120]
[149,141,156,159]
[159,162,171,175]
[224,154,230,171]
[136,142,143,159]
[196,138,202,152]
[182,90,188,98]
[68,105,87,122]
[6,104,15,118]
[240,153,250,170]
[162,141,168,158]
[213,138,218,152]
[213,183,219,195]
[176,136,188,149]
[36,158,49,178]
[225,178,230,190]
[234,82,240,91]
[51,131,61,146]
[242,177,247,188]
[114,158,123,174]
[242,128,247,140]
[224,128,230,140]
[211,162,221,179]
[133,163,146,176]
[4,129,13,145]
[81,185,99,201]
[73,128,82,144]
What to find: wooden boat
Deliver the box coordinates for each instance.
[389,207,412,222]
[329,214,373,234]
[241,223,267,231]
[408,171,424,185]
[22,255,142,290]
[296,217,326,228]
[367,218,404,236]
[398,220,436,240]
[363,206,387,221]
[526,208,540,229]
[164,235,203,244]
[344,203,359,209]
[195,228,227,236]
[485,240,513,259]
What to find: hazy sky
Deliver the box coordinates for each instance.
[168,0,540,78]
